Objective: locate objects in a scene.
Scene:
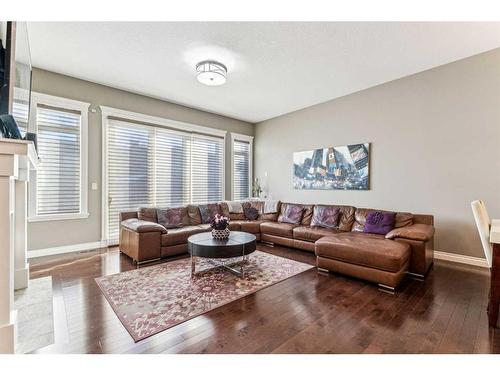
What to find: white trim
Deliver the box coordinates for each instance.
[32,92,91,112]
[100,105,228,244]
[231,133,254,143]
[101,109,109,245]
[27,241,105,259]
[28,92,91,222]
[434,250,489,268]
[99,106,227,138]
[28,212,89,222]
[230,132,254,200]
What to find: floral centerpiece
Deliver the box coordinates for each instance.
[211,213,231,240]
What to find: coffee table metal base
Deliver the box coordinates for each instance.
[191,254,250,278]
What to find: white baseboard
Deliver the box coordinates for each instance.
[14,266,29,290]
[28,241,106,259]
[434,250,488,268]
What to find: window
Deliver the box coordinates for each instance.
[28,93,90,221]
[104,112,226,243]
[231,133,253,200]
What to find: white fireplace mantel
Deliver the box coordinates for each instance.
[0,138,38,353]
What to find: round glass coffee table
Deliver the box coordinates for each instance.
[187,231,256,278]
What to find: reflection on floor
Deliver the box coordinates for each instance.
[14,276,54,353]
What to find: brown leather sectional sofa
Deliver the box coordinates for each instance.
[119,201,434,290]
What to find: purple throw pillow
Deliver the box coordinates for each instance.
[278,204,304,224]
[311,206,340,229]
[244,207,259,221]
[364,211,396,235]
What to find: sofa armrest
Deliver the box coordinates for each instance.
[385,223,434,242]
[120,211,138,222]
[121,218,168,234]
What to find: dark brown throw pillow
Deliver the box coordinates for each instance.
[199,203,220,224]
[242,201,264,215]
[244,207,259,221]
[157,207,188,229]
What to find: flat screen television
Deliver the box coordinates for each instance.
[0,21,32,139]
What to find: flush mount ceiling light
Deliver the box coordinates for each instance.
[195,60,227,86]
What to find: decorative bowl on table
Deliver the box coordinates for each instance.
[211,213,230,240]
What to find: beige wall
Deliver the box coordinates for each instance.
[254,48,500,258]
[28,68,253,251]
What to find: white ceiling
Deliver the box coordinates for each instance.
[27,22,500,123]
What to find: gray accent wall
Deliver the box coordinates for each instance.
[29,68,253,251]
[254,48,500,258]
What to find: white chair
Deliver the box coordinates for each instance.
[471,200,493,268]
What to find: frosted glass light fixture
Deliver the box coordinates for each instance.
[195,60,227,86]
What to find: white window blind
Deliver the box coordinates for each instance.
[155,128,191,207]
[191,135,224,204]
[36,105,82,216]
[107,121,154,241]
[106,119,225,242]
[233,139,251,200]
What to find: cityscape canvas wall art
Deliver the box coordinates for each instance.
[293,143,370,190]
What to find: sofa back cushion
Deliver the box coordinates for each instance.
[352,208,413,232]
[301,205,314,226]
[157,207,190,229]
[218,201,230,217]
[137,207,157,223]
[278,203,304,224]
[199,203,221,224]
[187,205,202,225]
[229,212,246,221]
[413,214,434,226]
[311,205,341,229]
[331,205,356,231]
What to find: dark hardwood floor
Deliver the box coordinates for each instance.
[28,244,500,354]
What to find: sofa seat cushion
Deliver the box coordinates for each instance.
[161,226,206,246]
[228,221,241,231]
[260,221,297,238]
[196,224,212,232]
[293,226,340,242]
[239,220,265,234]
[315,232,410,273]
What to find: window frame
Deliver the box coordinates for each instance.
[100,106,227,245]
[26,92,90,222]
[231,132,254,201]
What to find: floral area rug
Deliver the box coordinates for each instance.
[95,251,313,341]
